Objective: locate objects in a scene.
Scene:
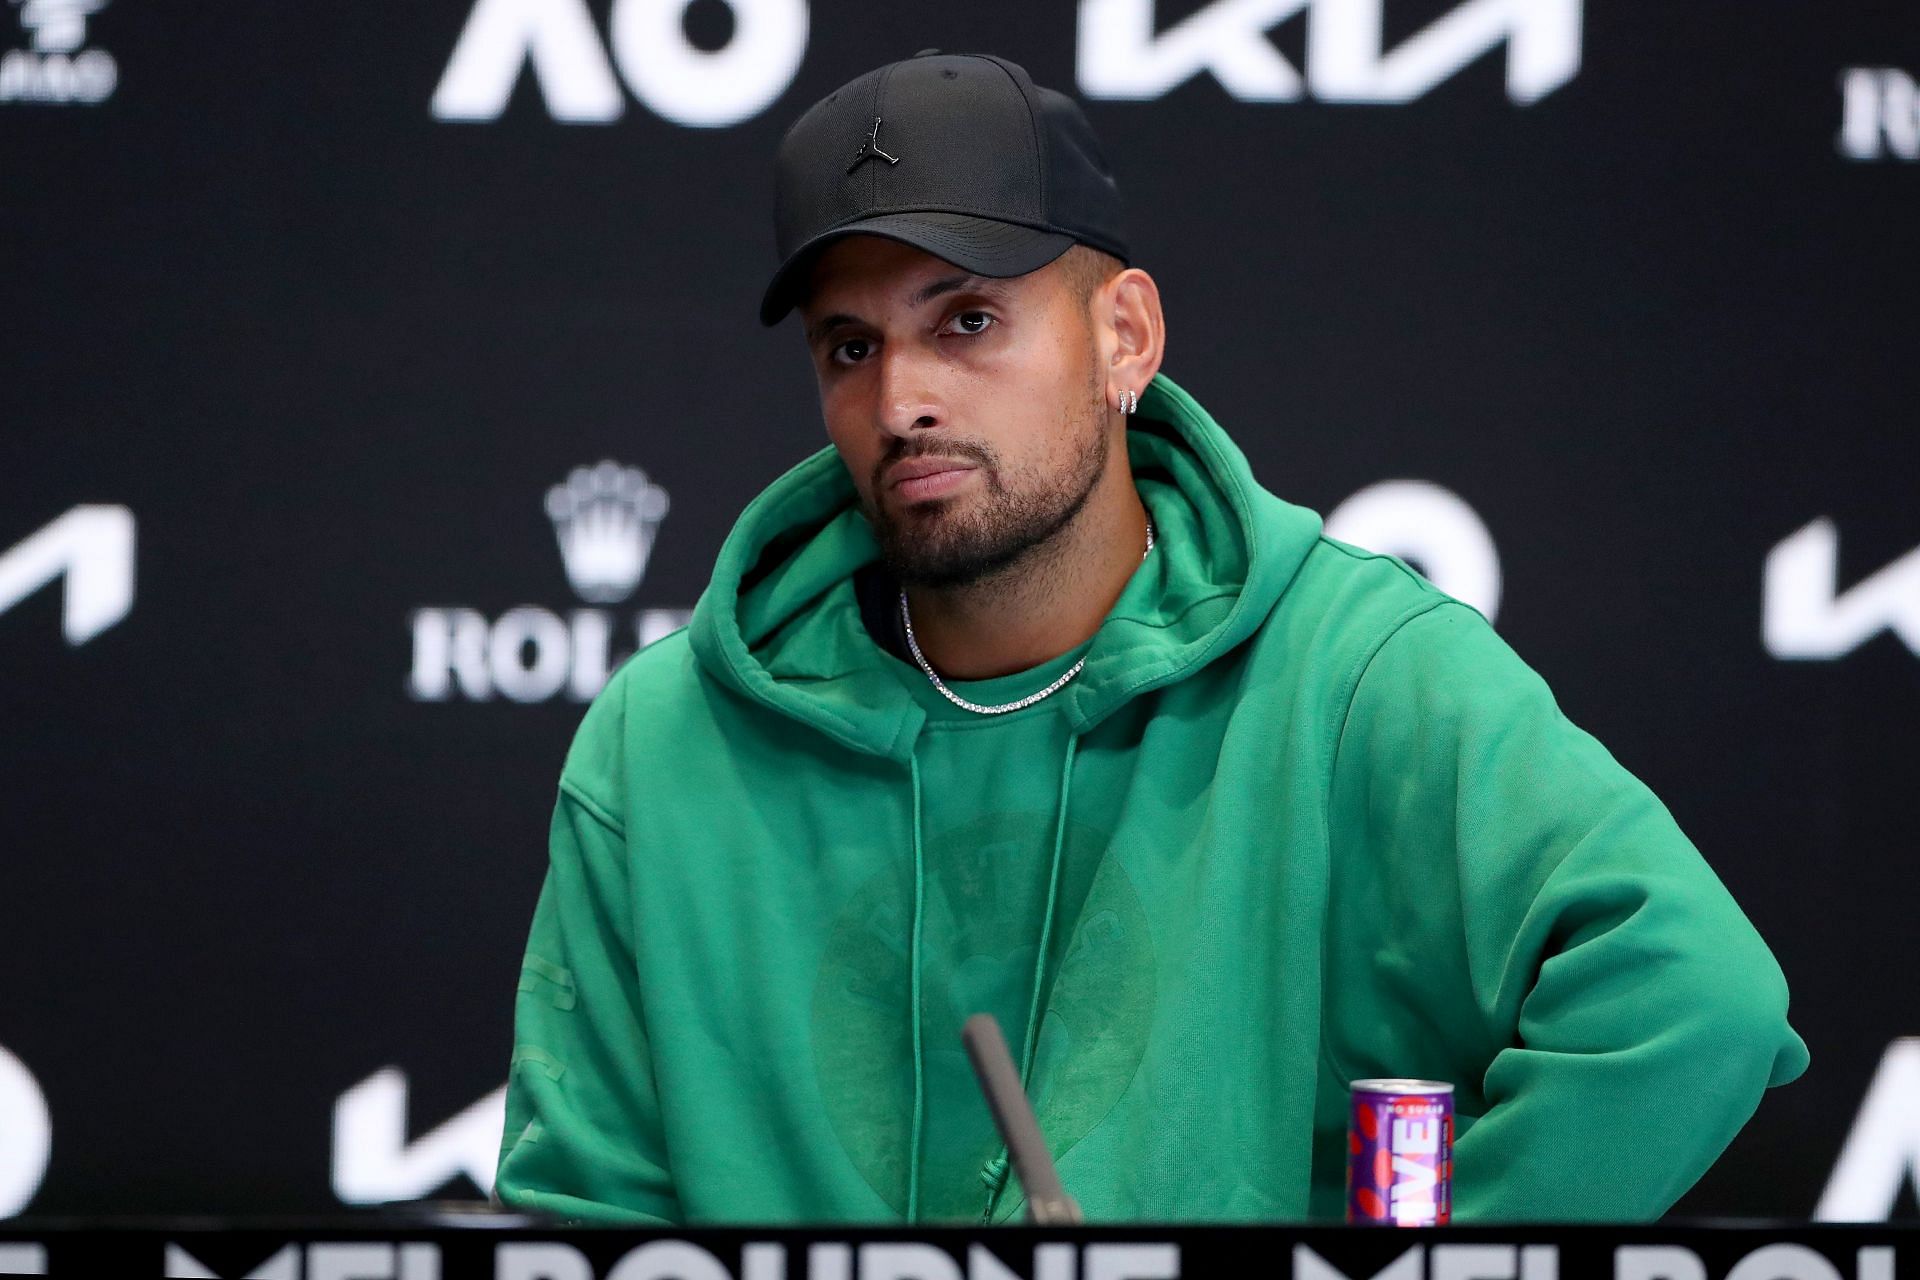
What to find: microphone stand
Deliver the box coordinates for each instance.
[961,1013,1085,1225]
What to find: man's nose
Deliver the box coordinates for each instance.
[874,345,943,438]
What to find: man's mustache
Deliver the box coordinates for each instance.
[871,437,997,494]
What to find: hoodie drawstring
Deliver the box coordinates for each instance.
[981,732,1079,1223]
[906,754,927,1224]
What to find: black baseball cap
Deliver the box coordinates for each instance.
[759,50,1129,326]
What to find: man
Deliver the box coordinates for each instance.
[494,51,1807,1225]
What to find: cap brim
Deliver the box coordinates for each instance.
[758,212,1076,326]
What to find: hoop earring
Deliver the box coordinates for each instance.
[1118,388,1138,416]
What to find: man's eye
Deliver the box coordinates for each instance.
[948,311,994,336]
[830,337,873,366]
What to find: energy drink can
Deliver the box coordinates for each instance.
[1347,1079,1454,1225]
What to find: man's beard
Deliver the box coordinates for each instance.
[864,392,1109,591]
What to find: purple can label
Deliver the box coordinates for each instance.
[1347,1079,1454,1226]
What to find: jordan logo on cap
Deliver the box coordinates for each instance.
[847,117,899,174]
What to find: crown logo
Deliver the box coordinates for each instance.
[545,461,669,604]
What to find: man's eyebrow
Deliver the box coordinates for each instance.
[910,273,991,307]
[806,313,861,346]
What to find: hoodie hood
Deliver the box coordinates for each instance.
[687,372,1324,762]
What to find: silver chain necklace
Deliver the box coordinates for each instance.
[898,519,1156,716]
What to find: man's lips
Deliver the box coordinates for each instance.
[886,456,976,487]
[885,457,979,501]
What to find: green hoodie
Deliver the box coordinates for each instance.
[496,373,1808,1225]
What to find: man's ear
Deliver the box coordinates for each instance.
[1101,268,1165,409]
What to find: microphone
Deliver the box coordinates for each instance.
[961,1013,1084,1225]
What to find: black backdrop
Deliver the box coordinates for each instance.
[1,0,1915,1221]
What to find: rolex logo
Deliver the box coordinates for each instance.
[544,461,669,604]
[409,460,687,705]
[3,0,117,105]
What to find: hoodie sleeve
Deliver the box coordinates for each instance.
[495,691,679,1224]
[1329,599,1809,1221]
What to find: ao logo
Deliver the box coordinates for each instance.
[432,0,808,126]
[1325,480,1502,622]
[0,1045,51,1217]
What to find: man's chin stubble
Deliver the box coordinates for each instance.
[878,450,1105,592]
[876,495,1023,589]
